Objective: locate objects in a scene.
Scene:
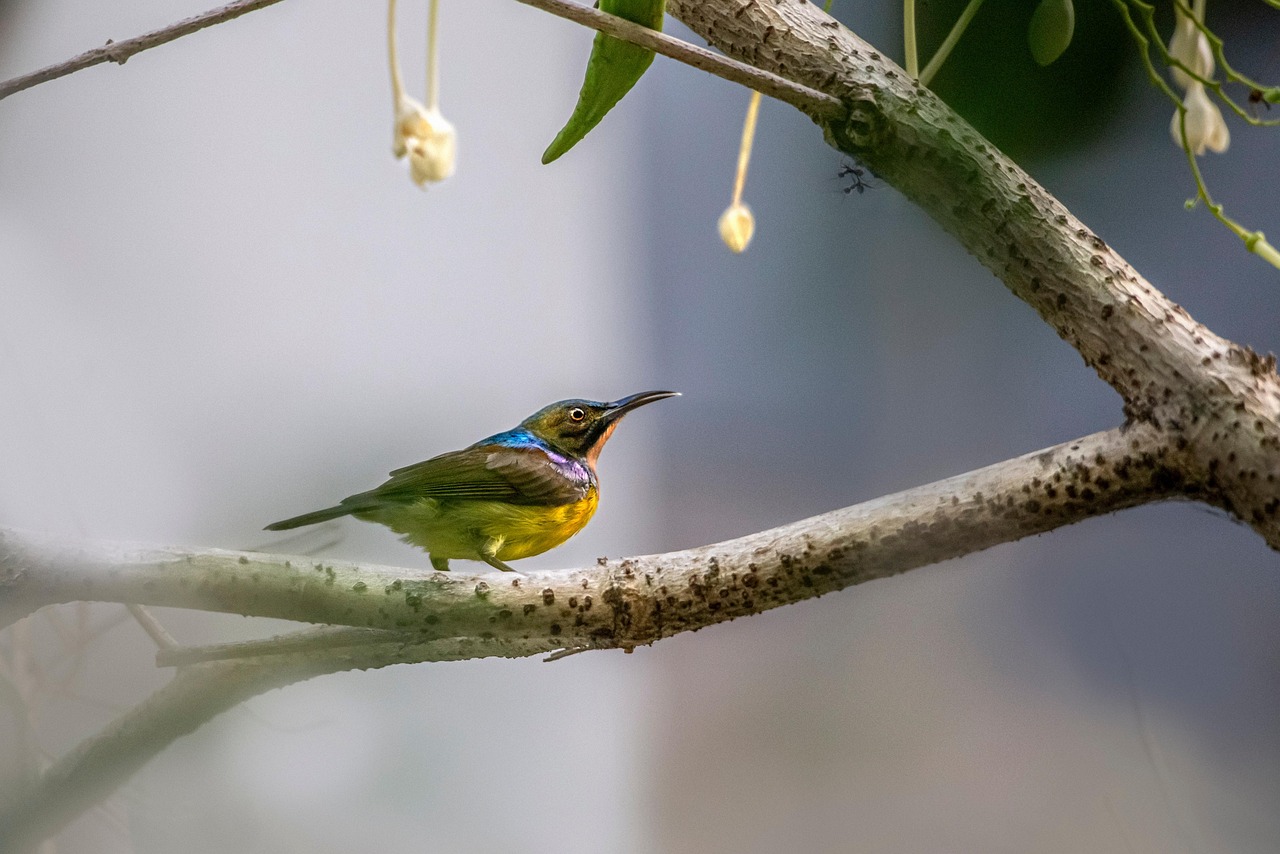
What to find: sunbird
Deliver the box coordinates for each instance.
[265,391,679,572]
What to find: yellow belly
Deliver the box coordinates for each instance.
[361,490,600,562]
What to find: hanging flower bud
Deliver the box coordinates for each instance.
[1167,5,1213,89]
[388,0,455,188]
[717,90,762,254]
[1166,1,1228,156]
[1171,82,1230,155]
[718,202,755,254]
[394,96,457,186]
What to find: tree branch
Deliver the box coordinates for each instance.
[0,0,845,121]
[0,635,555,854]
[662,0,1280,545]
[510,0,844,118]
[2,425,1189,641]
[4,0,1278,847]
[0,424,1195,848]
[0,0,291,101]
[155,625,410,667]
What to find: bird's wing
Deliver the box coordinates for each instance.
[368,446,589,506]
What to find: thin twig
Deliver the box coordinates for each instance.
[919,0,986,86]
[158,626,602,667]
[0,0,844,120]
[543,645,595,662]
[156,626,407,667]
[125,605,178,651]
[510,0,845,119]
[0,0,291,101]
[903,0,918,79]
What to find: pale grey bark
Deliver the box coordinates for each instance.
[0,425,1193,848]
[2,426,1189,643]
[665,0,1280,545]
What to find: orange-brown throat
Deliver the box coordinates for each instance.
[585,420,619,469]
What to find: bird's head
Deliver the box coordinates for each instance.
[520,391,679,465]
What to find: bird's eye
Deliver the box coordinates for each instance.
[569,408,586,422]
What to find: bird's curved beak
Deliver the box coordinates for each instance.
[604,390,681,420]
[584,391,679,467]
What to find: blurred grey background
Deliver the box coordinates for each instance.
[1,0,1278,851]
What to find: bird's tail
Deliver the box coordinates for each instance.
[264,503,359,531]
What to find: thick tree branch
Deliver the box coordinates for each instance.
[0,0,290,101]
[2,425,1189,641]
[664,0,1280,545]
[0,424,1195,848]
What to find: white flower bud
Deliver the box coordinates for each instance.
[394,96,456,186]
[1171,82,1230,155]
[718,202,755,254]
[1168,5,1213,88]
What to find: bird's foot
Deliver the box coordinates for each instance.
[478,537,519,573]
[481,554,519,573]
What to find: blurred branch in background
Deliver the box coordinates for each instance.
[0,633,557,854]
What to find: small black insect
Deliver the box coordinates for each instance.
[838,162,874,195]
[1248,87,1273,119]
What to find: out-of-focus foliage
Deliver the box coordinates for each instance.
[1028,0,1077,66]
[919,0,1132,159]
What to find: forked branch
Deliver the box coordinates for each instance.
[0,422,1196,849]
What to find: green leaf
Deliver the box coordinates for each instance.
[542,0,666,164]
[1028,0,1075,66]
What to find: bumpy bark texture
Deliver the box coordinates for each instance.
[0,427,1192,647]
[667,0,1280,544]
